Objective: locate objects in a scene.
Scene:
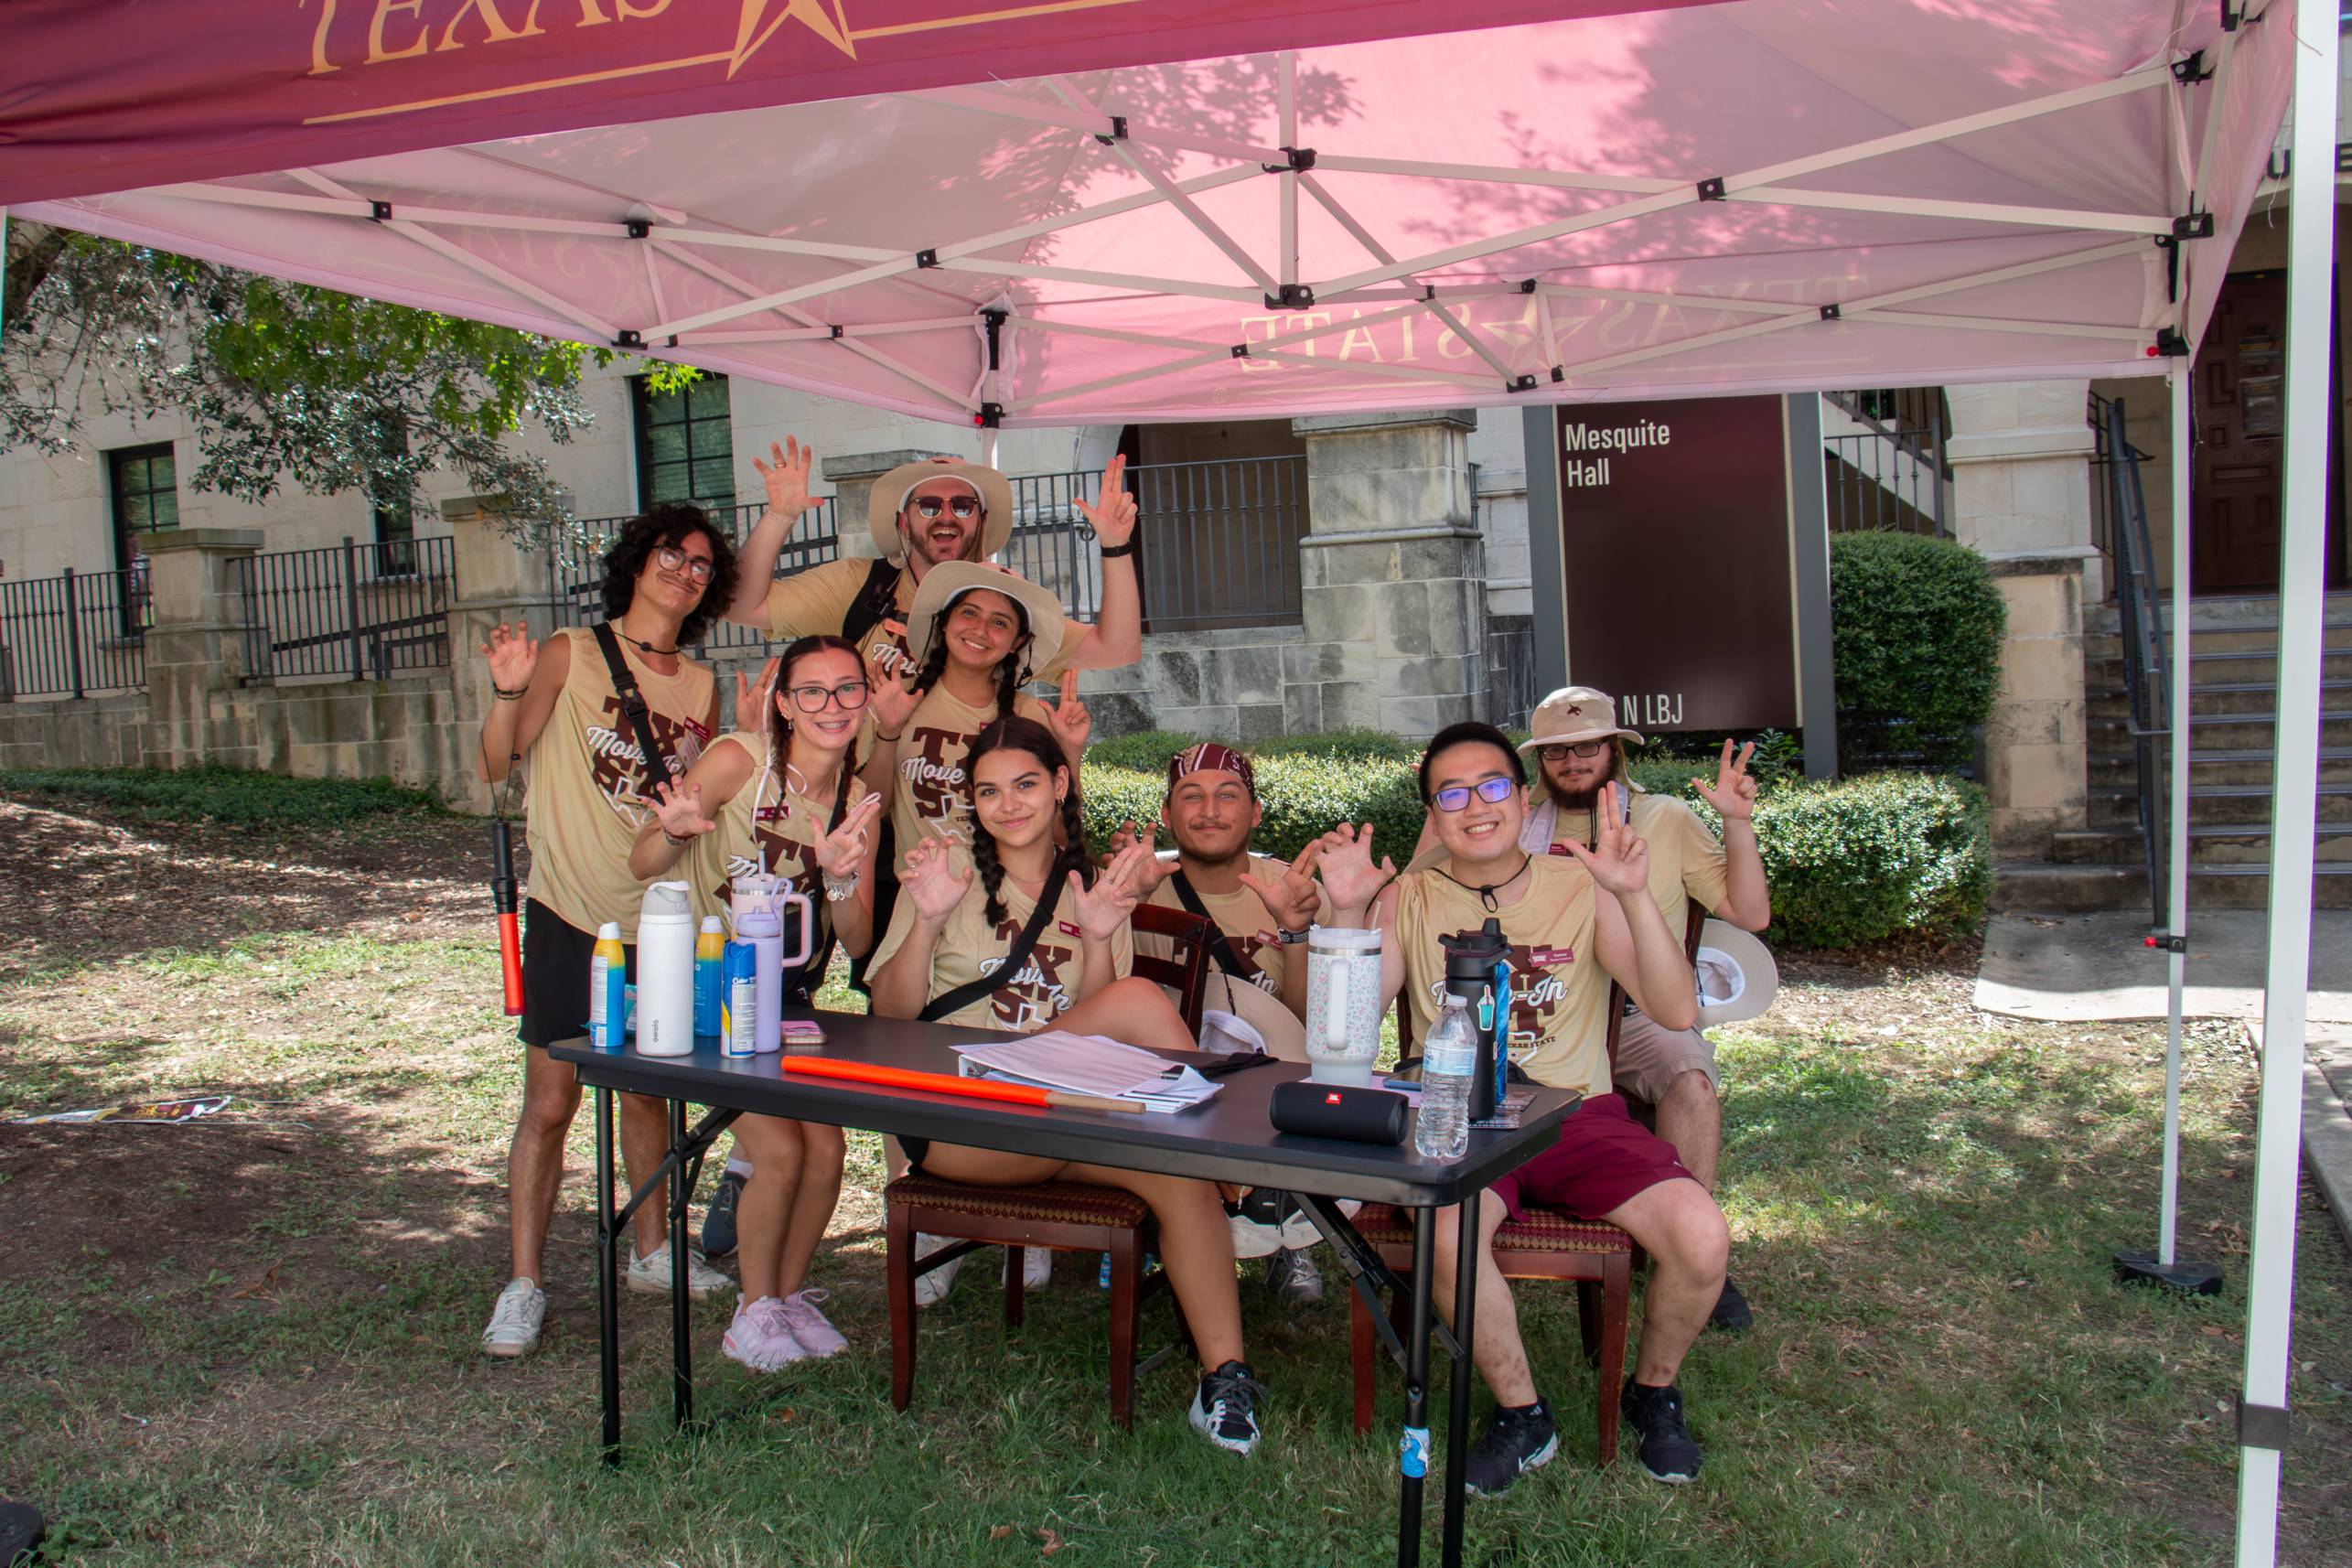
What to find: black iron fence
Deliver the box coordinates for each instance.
[2094,391,2171,928]
[544,499,841,656]
[0,565,149,699]
[1822,387,1949,536]
[231,535,456,683]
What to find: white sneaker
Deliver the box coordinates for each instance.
[1002,1247,1053,1293]
[481,1276,545,1359]
[913,1233,964,1308]
[722,1296,806,1371]
[628,1243,735,1302]
[779,1289,848,1357]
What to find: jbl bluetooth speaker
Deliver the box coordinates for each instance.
[1269,1080,1410,1145]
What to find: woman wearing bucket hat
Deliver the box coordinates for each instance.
[1515,685,1775,1334]
[721,442,1144,689]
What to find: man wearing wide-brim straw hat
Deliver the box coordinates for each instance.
[719,440,1143,689]
[1517,685,1774,1333]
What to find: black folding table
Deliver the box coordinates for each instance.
[552,1011,1579,1568]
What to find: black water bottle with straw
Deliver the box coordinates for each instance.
[1440,918,1510,1122]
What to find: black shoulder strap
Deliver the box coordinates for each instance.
[918,873,1063,1024]
[1166,868,1256,981]
[839,556,905,649]
[590,621,675,795]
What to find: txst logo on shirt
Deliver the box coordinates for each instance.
[975,913,1078,1030]
[1503,942,1573,1057]
[718,824,823,913]
[901,724,976,842]
[586,696,708,826]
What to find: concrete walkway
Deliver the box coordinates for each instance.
[1977,908,2352,1246]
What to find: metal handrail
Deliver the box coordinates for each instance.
[2096,392,2171,927]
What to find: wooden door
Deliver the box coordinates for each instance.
[2193,269,2347,591]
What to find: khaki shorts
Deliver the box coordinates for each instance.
[1612,1007,1719,1105]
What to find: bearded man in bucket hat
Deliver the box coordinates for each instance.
[721,440,1143,688]
[1517,685,1773,1332]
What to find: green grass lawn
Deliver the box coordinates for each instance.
[0,792,2346,1567]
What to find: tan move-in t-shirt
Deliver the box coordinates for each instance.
[888,684,1052,869]
[1395,856,1612,1098]
[869,874,1134,1033]
[1139,854,1310,1059]
[763,557,1077,684]
[1547,788,1728,942]
[683,730,842,936]
[523,626,714,940]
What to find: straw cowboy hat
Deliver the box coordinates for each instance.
[1693,918,1778,1028]
[905,561,1067,677]
[868,456,1016,560]
[1516,685,1644,750]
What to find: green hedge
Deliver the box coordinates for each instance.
[0,764,443,827]
[1830,531,2006,768]
[1081,750,1423,864]
[1739,771,1990,949]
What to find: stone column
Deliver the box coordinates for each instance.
[444,504,552,814]
[1946,381,2098,857]
[1290,410,1484,739]
[140,527,263,767]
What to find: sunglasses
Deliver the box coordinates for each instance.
[908,495,983,521]
[1537,740,1612,763]
[785,681,870,714]
[654,544,715,585]
[1432,776,1518,813]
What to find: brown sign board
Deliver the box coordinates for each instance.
[1552,396,1799,734]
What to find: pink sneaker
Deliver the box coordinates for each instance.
[722,1296,805,1371]
[779,1289,848,1358]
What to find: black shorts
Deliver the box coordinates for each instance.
[520,898,636,1048]
[899,1135,931,1174]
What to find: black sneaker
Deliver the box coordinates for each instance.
[1620,1379,1702,1484]
[700,1169,746,1260]
[1463,1398,1558,1496]
[1709,1277,1754,1332]
[1262,1247,1325,1304]
[1188,1360,1268,1455]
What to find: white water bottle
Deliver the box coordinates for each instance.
[634,882,698,1057]
[1414,994,1477,1161]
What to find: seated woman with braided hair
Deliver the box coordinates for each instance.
[865,715,1269,1457]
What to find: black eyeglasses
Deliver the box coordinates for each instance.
[909,495,983,521]
[1431,776,1517,812]
[654,544,715,585]
[1537,740,1611,763]
[785,681,870,713]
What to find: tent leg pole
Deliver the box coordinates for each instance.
[979,428,999,469]
[2164,361,2193,1271]
[2234,5,2336,1563]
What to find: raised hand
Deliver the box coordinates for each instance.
[752,438,819,521]
[1071,842,1150,941]
[736,657,779,727]
[903,833,973,921]
[817,791,884,879]
[1240,838,1324,931]
[1315,822,1396,915]
[1045,669,1092,754]
[481,621,539,694]
[1074,453,1138,551]
[1563,782,1652,897]
[1691,737,1758,822]
[650,779,716,843]
[868,665,920,739]
[1109,819,1174,895]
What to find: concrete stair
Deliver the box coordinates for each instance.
[1993,592,2352,912]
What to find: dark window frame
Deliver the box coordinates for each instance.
[631,373,736,514]
[105,443,176,640]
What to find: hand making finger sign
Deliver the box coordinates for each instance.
[1074,453,1138,552]
[481,621,539,694]
[752,438,819,521]
[1563,782,1651,897]
[736,657,779,725]
[817,791,884,879]
[1046,669,1091,754]
[1314,822,1396,915]
[902,834,973,921]
[1240,838,1325,931]
[1691,737,1759,822]
[1110,818,1175,895]
[650,779,716,843]
[867,663,920,740]
[1071,841,1152,941]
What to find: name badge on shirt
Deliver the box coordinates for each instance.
[1530,944,1576,967]
[1058,920,1082,938]
[1546,843,1573,856]
[1255,930,1281,950]
[755,804,788,822]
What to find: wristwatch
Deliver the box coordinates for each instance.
[1274,926,1310,946]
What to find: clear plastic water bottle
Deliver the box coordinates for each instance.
[1414,994,1477,1160]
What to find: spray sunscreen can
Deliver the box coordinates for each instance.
[589,922,627,1052]
[694,916,726,1037]
[721,940,757,1058]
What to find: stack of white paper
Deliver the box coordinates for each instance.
[953,1031,1222,1114]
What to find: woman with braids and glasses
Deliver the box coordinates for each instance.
[865,716,1270,1458]
[627,635,884,1373]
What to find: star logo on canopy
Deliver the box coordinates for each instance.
[732,0,857,72]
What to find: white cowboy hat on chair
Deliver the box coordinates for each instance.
[1693,919,1778,1027]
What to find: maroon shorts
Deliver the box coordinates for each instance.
[1488,1093,1696,1221]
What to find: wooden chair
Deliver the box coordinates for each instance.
[884,904,1219,1429]
[1352,985,1638,1462]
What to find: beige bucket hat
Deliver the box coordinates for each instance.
[904,561,1066,678]
[1516,685,1644,750]
[1693,918,1779,1027]
[868,456,1015,560]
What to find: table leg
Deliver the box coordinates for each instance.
[1440,1190,1481,1568]
[594,1086,620,1463]
[1395,1205,1435,1568]
[669,1097,693,1431]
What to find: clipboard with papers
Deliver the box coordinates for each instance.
[952,1031,1224,1114]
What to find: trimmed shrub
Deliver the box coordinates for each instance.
[1250,728,1418,763]
[1743,771,1990,949]
[1081,749,1423,864]
[1082,728,1208,775]
[0,764,442,826]
[1830,531,2006,768]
